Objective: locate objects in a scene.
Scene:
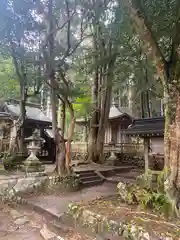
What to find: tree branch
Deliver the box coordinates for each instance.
[168,1,180,68]
[10,42,23,83]
[57,5,88,68]
[120,0,168,85]
[41,11,76,52]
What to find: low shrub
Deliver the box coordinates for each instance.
[117,169,172,216]
[2,153,23,171]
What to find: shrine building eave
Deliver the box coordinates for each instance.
[126,116,164,138]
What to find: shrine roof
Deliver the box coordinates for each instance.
[126,116,164,137]
[0,112,11,118]
[1,100,51,125]
[76,103,133,124]
[109,104,132,119]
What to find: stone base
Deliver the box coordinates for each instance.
[22,157,45,173]
[105,152,117,166]
[25,171,47,177]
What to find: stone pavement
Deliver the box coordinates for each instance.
[25,182,117,218]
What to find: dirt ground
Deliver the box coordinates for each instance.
[0,203,43,240]
[82,196,180,239]
[0,203,94,240]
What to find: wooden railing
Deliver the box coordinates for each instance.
[71,142,144,154]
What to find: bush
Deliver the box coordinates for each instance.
[2,153,23,171]
[117,169,172,216]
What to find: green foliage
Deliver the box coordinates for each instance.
[73,96,92,118]
[120,170,172,216]
[157,167,170,192]
[0,57,19,100]
[2,153,23,171]
[136,171,153,190]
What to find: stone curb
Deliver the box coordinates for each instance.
[25,200,62,220]
[68,203,174,240]
[40,224,64,240]
[0,174,80,205]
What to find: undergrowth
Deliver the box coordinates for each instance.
[119,168,172,217]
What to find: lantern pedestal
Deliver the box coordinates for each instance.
[106,151,117,166]
[22,130,45,173]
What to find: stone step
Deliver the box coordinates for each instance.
[75,170,96,175]
[75,170,104,188]
[79,175,101,182]
[82,179,103,187]
[115,173,139,179]
[77,172,98,178]
[106,176,136,184]
[116,177,136,184]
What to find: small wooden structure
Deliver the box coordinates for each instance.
[0,100,55,163]
[126,116,165,173]
[76,102,133,145]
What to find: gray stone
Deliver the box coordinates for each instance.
[0,182,9,194]
[13,179,34,193]
[82,210,95,224]
[106,152,117,166]
[117,182,128,202]
[10,209,24,220]
[139,231,150,240]
[40,224,64,240]
[14,216,29,226]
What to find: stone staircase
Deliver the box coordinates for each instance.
[75,170,104,187]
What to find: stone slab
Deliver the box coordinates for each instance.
[25,183,117,218]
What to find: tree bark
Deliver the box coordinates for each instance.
[19,83,26,153]
[95,82,112,162]
[121,0,180,215]
[95,59,115,162]
[140,92,145,118]
[146,90,152,118]
[120,0,170,164]
[55,129,66,175]
[60,101,66,138]
[65,101,75,174]
[87,64,99,162]
[46,0,66,175]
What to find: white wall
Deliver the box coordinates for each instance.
[151,137,164,154]
[105,124,112,143]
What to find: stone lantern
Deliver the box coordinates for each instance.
[106,140,117,166]
[23,129,45,173]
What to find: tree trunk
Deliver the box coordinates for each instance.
[164,94,180,217]
[146,90,152,118]
[55,129,66,175]
[87,66,99,162]
[96,62,113,163]
[121,0,180,216]
[65,102,75,174]
[50,85,57,136]
[19,84,26,153]
[47,0,66,175]
[141,92,145,118]
[60,101,66,138]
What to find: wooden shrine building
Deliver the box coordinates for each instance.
[76,102,133,145]
[0,99,55,163]
[126,116,165,173]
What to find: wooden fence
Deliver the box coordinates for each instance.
[71,142,144,155]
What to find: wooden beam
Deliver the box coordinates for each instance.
[144,138,149,174]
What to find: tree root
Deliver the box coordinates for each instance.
[164,178,180,218]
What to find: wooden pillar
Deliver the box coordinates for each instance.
[144,138,149,174]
